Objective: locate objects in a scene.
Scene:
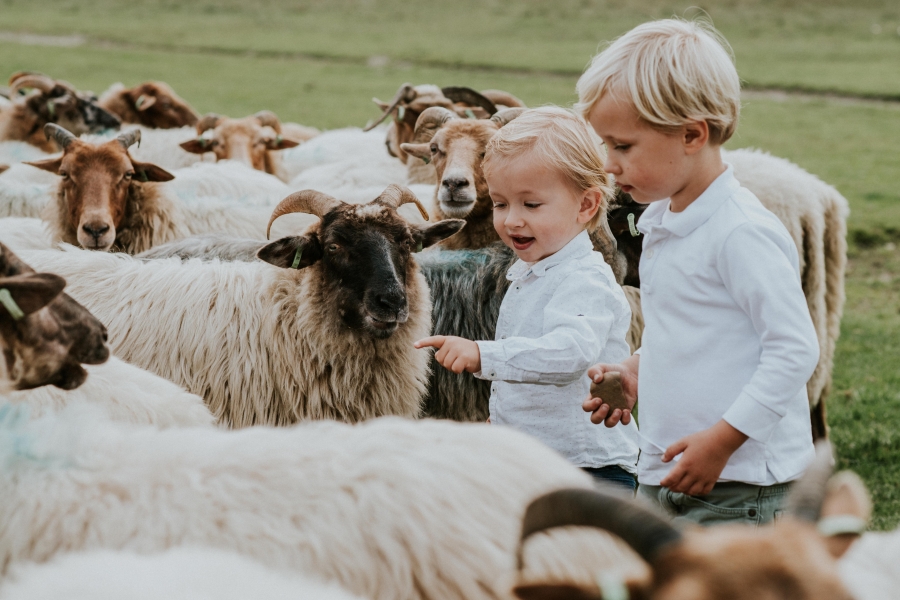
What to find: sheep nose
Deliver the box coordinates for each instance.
[82,224,110,240]
[442,177,469,192]
[376,290,406,315]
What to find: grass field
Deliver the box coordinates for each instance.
[1,0,898,528]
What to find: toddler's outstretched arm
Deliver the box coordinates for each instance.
[415,336,481,374]
[582,353,640,427]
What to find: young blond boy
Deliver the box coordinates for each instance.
[416,107,639,490]
[577,19,820,524]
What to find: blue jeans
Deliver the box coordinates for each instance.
[583,465,637,493]
[638,481,793,527]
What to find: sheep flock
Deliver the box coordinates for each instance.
[0,72,889,600]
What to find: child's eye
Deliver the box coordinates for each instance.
[492,202,506,209]
[524,203,542,209]
[614,144,631,151]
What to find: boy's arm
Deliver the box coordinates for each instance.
[716,222,820,443]
[477,271,622,384]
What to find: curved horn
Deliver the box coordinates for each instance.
[412,106,458,141]
[363,83,415,132]
[116,128,141,149]
[266,190,344,239]
[517,488,682,569]
[479,89,526,108]
[196,113,224,134]
[253,110,282,133]
[376,184,430,221]
[441,86,498,116]
[490,107,526,128]
[785,441,835,523]
[9,72,56,95]
[43,123,76,150]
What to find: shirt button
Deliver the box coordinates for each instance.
[490,371,496,377]
[646,249,655,259]
[501,335,507,339]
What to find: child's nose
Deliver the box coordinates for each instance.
[505,208,525,228]
[603,155,620,175]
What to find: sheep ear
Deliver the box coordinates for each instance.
[0,272,67,317]
[0,164,9,175]
[24,156,64,174]
[400,143,431,160]
[179,139,210,154]
[513,584,603,600]
[413,219,466,250]
[265,137,301,151]
[257,235,323,270]
[131,160,175,182]
[819,471,872,559]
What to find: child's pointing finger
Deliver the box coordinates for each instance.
[414,336,445,349]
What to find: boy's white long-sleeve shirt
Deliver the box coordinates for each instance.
[636,165,820,486]
[475,230,640,470]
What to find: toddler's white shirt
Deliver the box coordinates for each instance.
[636,165,819,485]
[475,230,640,470]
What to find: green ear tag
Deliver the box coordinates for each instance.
[46,100,56,119]
[416,241,423,252]
[422,157,430,164]
[0,289,25,320]
[275,134,283,145]
[464,109,476,119]
[596,574,629,600]
[397,106,406,121]
[627,212,639,237]
[135,94,146,109]
[291,247,303,269]
[138,170,148,183]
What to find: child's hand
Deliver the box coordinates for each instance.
[659,420,749,496]
[582,355,639,427]
[415,336,481,374]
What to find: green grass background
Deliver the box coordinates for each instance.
[1,0,898,528]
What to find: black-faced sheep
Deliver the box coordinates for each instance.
[19,185,465,426]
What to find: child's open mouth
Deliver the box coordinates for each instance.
[510,236,535,250]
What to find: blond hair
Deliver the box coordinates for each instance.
[483,106,613,230]
[575,18,741,145]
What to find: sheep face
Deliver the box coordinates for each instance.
[119,81,199,128]
[180,113,300,174]
[259,191,465,340]
[0,243,109,391]
[405,119,498,219]
[25,135,174,251]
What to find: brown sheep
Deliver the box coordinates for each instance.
[98,81,199,129]
[180,111,318,182]
[0,72,120,152]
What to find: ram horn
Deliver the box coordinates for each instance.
[412,106,458,140]
[266,190,344,239]
[441,86,498,116]
[479,89,526,108]
[42,123,77,150]
[490,107,526,128]
[784,441,835,523]
[9,72,57,95]
[196,113,224,134]
[115,128,142,150]
[376,184,430,221]
[517,488,682,569]
[253,110,282,133]
[363,83,416,132]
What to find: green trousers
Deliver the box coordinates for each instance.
[638,481,793,527]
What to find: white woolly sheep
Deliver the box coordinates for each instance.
[0,548,364,600]
[19,185,465,426]
[4,356,213,428]
[0,405,636,600]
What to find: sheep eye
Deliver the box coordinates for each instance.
[327,243,341,253]
[123,171,134,180]
[59,171,69,180]
[430,144,438,153]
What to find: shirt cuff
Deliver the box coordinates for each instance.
[474,340,528,381]
[722,390,784,443]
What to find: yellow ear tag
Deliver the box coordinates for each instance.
[135,94,146,109]
[291,247,303,269]
[464,109,476,119]
[422,156,430,164]
[0,289,25,320]
[397,106,406,121]
[416,241,423,252]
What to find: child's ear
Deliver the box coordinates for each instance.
[682,120,710,154]
[257,234,323,269]
[577,188,603,225]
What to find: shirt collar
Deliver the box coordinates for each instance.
[506,230,593,281]
[636,163,739,238]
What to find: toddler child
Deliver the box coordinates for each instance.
[577,19,820,524]
[416,107,640,490]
